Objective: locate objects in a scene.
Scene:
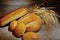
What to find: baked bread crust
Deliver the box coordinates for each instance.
[23,32,40,40]
[0,7,29,27]
[18,13,43,32]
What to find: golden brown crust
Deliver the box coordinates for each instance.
[13,23,26,37]
[8,13,42,38]
[23,32,40,40]
[9,20,17,31]
[18,13,43,32]
[0,7,29,26]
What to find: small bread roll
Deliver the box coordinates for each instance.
[9,20,17,31]
[0,7,29,27]
[13,23,26,37]
[18,13,43,32]
[23,32,40,40]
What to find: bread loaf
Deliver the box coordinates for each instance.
[0,7,29,27]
